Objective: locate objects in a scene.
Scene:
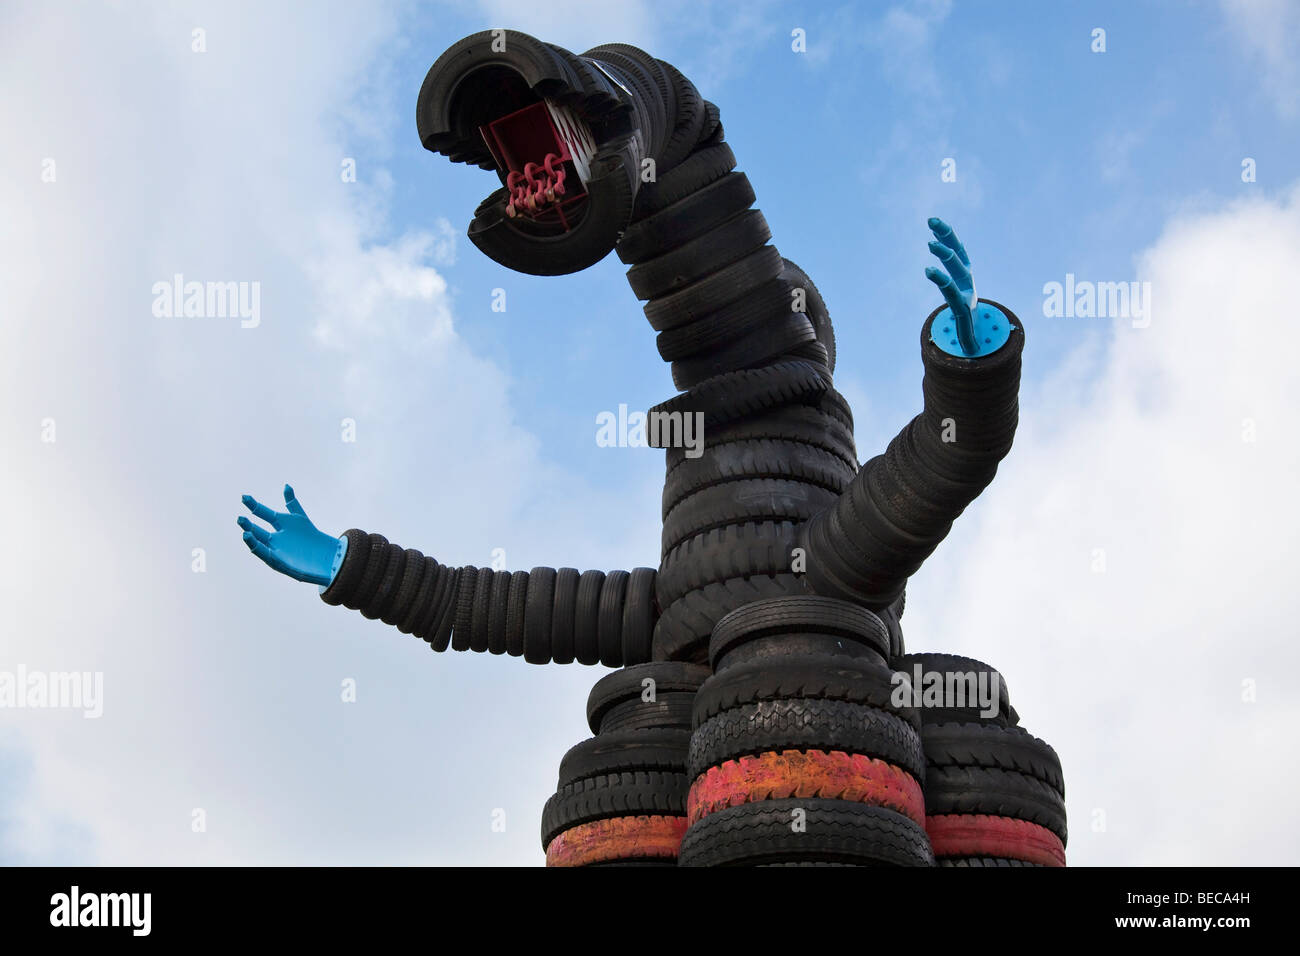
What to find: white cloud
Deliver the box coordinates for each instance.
[907,182,1300,864]
[1220,0,1300,118]
[869,0,954,100]
[0,0,658,865]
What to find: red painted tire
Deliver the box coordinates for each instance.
[926,813,1066,867]
[686,750,925,827]
[544,815,688,867]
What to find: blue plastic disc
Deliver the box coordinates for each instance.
[930,302,1016,358]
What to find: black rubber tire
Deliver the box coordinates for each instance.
[550,567,580,665]
[469,567,493,653]
[429,571,459,651]
[397,555,439,635]
[692,653,920,732]
[894,653,1013,724]
[598,693,696,734]
[677,799,934,867]
[652,573,808,664]
[466,156,634,277]
[319,529,368,608]
[541,770,688,848]
[878,603,905,660]
[360,542,405,621]
[597,570,630,667]
[649,360,830,439]
[853,459,954,553]
[938,857,1044,867]
[416,29,575,165]
[573,570,605,666]
[547,44,622,116]
[341,533,390,612]
[924,765,1068,845]
[700,100,721,143]
[408,560,445,642]
[655,269,808,361]
[558,728,691,788]
[633,143,736,217]
[670,312,817,390]
[709,596,890,671]
[626,209,771,301]
[661,477,839,556]
[643,246,783,332]
[584,46,668,161]
[621,567,656,666]
[790,331,832,371]
[656,520,801,609]
[617,172,755,265]
[818,387,853,432]
[688,697,925,781]
[587,661,711,734]
[523,566,556,664]
[715,634,886,672]
[893,417,998,509]
[800,505,918,610]
[385,549,427,628]
[504,569,529,658]
[919,705,1021,729]
[922,722,1064,796]
[667,403,857,474]
[871,440,967,535]
[781,259,835,374]
[664,438,854,514]
[485,564,511,655]
[451,566,478,651]
[659,62,705,171]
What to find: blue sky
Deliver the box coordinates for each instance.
[381,0,1300,466]
[2,0,1298,866]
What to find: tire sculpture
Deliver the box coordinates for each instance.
[237,30,1064,867]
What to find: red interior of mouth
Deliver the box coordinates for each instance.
[480,101,589,231]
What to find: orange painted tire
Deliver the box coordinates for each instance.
[926,814,1066,867]
[686,750,924,826]
[544,815,688,868]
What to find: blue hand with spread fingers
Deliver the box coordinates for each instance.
[923,217,1012,358]
[239,485,346,587]
[924,217,979,354]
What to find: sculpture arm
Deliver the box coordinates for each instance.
[239,488,656,665]
[800,220,1024,609]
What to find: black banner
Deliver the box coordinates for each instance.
[0,866,1275,942]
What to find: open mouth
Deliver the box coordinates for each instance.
[416,32,646,275]
[486,98,595,228]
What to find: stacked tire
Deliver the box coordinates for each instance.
[542,662,709,866]
[677,597,934,866]
[650,383,861,663]
[611,129,860,667]
[896,653,1067,867]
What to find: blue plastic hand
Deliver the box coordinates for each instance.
[924,217,979,356]
[239,485,345,587]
